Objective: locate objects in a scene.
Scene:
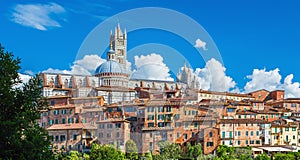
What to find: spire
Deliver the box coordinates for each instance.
[124,28,127,39]
[110,40,113,50]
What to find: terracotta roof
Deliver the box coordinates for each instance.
[96,118,130,123]
[95,86,135,92]
[51,105,75,109]
[47,123,97,130]
[198,89,253,98]
[219,119,266,124]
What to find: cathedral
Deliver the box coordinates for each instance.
[40,23,198,104]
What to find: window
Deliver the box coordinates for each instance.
[293,135,296,140]
[292,127,296,131]
[60,135,66,141]
[148,123,154,127]
[229,131,233,138]
[246,140,248,145]
[54,110,59,115]
[99,133,103,138]
[68,118,74,123]
[62,119,66,124]
[149,142,153,150]
[194,122,198,128]
[61,109,66,114]
[158,107,164,112]
[246,131,249,136]
[250,140,254,144]
[256,140,260,144]
[147,115,154,120]
[69,109,73,114]
[207,142,214,147]
[158,122,164,127]
[192,132,195,137]
[55,135,59,142]
[256,131,259,136]
[177,132,180,138]
[162,132,167,140]
[107,124,113,129]
[184,123,189,129]
[166,106,172,112]
[73,134,77,140]
[192,110,198,115]
[107,133,111,138]
[116,132,120,138]
[158,115,165,120]
[237,141,241,145]
[285,127,289,131]
[185,110,191,115]
[55,119,59,124]
[250,131,253,136]
[148,107,154,112]
[183,134,187,140]
[115,123,121,128]
[209,132,213,138]
[174,114,180,120]
[222,132,225,138]
[238,131,241,136]
[99,124,104,129]
[50,100,55,106]
[175,122,182,127]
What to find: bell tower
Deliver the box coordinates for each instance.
[110,23,127,70]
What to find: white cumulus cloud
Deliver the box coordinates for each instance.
[194,38,207,50]
[43,54,106,75]
[131,53,174,81]
[11,2,65,30]
[194,58,237,92]
[244,68,300,98]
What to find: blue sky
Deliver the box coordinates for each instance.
[1,0,300,96]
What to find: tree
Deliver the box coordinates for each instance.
[90,143,125,160]
[144,150,153,160]
[254,154,270,160]
[273,152,295,160]
[0,44,52,159]
[185,142,203,159]
[125,139,138,160]
[158,141,182,159]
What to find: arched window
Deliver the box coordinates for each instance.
[64,79,68,88]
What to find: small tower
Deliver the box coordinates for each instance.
[107,41,116,61]
[110,22,127,70]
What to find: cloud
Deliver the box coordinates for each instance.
[194,38,207,50]
[14,73,32,88]
[194,58,237,92]
[24,70,34,75]
[244,68,300,98]
[131,53,174,81]
[43,54,106,75]
[11,2,65,30]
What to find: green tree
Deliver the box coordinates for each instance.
[90,143,125,160]
[232,147,252,160]
[185,142,203,159]
[67,150,80,160]
[0,44,52,159]
[125,139,138,160]
[216,145,234,160]
[158,141,182,159]
[254,154,270,160]
[273,152,295,160]
[144,150,153,160]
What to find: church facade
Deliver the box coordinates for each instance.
[40,23,196,104]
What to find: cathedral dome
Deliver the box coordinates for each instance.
[95,60,123,74]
